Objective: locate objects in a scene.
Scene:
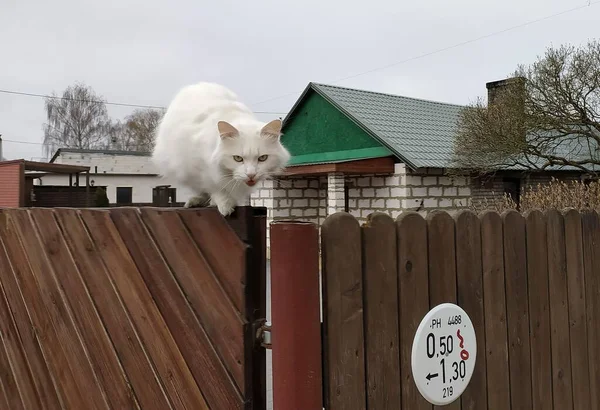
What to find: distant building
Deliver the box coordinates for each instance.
[250,80,589,245]
[0,159,92,207]
[41,149,195,206]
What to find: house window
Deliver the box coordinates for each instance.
[116,187,133,205]
[502,178,521,206]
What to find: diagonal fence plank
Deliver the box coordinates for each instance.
[0,206,264,410]
[111,208,244,410]
[54,209,173,410]
[30,208,138,410]
[0,213,61,410]
[140,208,247,392]
[0,291,28,410]
[9,209,111,410]
[178,208,247,313]
[0,210,96,409]
[79,209,209,410]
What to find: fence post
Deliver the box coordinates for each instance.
[270,220,322,410]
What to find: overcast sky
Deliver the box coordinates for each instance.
[1,0,598,160]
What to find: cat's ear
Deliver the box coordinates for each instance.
[260,119,282,139]
[218,121,239,139]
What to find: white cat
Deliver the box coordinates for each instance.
[152,82,291,216]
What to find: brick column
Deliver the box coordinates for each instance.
[327,172,346,215]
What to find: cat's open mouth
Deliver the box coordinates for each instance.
[246,180,256,186]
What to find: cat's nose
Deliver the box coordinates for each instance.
[247,173,256,180]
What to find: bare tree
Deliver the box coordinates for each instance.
[453,40,600,174]
[42,83,112,158]
[110,108,164,151]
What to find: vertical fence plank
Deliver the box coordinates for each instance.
[581,211,600,410]
[503,210,533,410]
[546,210,574,410]
[426,211,460,410]
[397,212,431,410]
[480,211,511,410]
[563,209,591,409]
[321,213,366,410]
[455,211,487,410]
[362,212,401,409]
[525,211,553,410]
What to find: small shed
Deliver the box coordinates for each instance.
[0,159,91,207]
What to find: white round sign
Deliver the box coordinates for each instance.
[411,303,477,406]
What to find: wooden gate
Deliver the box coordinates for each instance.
[321,209,599,410]
[0,206,266,410]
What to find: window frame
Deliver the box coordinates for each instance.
[116,186,133,205]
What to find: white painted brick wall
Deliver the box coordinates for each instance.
[327,173,346,215]
[251,164,476,252]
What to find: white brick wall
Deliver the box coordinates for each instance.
[327,173,345,215]
[344,166,472,220]
[254,163,474,234]
[250,177,327,249]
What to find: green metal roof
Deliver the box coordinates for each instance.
[282,82,597,172]
[283,82,464,170]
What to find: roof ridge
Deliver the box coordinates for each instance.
[311,82,465,108]
[50,148,151,163]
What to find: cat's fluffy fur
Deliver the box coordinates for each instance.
[152,82,290,216]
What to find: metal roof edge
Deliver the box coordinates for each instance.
[51,148,152,163]
[311,82,466,109]
[310,83,418,171]
[49,149,62,163]
[281,82,316,127]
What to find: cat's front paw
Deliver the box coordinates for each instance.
[216,202,235,216]
[210,196,235,216]
[184,195,209,208]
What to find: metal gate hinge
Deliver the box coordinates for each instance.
[256,319,272,350]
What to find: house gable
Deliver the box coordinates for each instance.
[281,89,393,166]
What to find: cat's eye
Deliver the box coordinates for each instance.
[233,155,243,162]
[258,155,268,162]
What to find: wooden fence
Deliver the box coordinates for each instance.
[0,206,266,410]
[321,209,599,410]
